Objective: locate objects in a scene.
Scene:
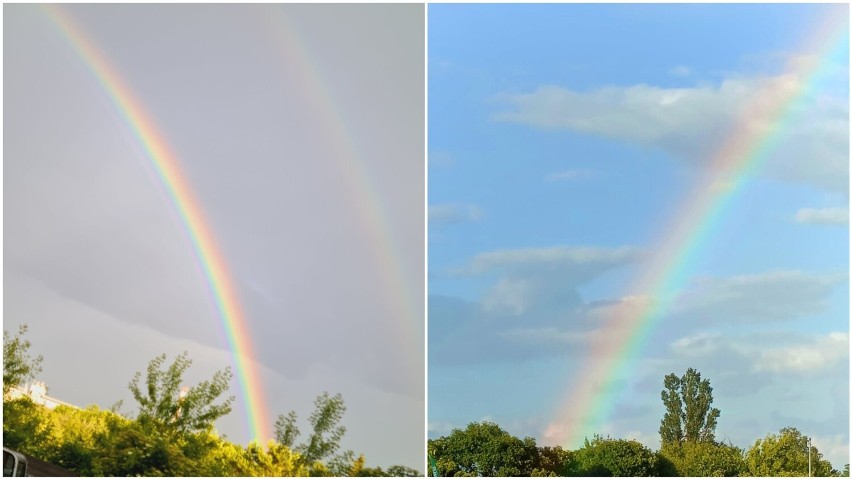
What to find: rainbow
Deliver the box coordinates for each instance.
[546,6,849,448]
[258,5,424,394]
[41,5,271,441]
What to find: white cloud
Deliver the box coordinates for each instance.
[584,295,653,323]
[429,203,482,224]
[494,78,778,146]
[434,262,845,368]
[810,434,850,472]
[755,332,848,373]
[463,245,641,276]
[482,278,534,315]
[494,68,848,192]
[542,423,568,445]
[795,207,849,225]
[464,246,641,317]
[622,429,661,450]
[578,270,844,329]
[670,270,845,323]
[670,332,724,357]
[669,331,848,375]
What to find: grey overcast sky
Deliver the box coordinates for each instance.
[4,3,424,469]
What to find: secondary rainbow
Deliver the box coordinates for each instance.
[41,5,271,442]
[547,7,849,448]
[260,5,424,392]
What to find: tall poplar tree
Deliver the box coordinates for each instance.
[659,367,720,445]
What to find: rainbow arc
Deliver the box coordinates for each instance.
[547,6,849,448]
[42,4,423,443]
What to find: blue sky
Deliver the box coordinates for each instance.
[428,3,849,468]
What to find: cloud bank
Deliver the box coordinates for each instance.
[795,207,849,225]
[494,68,849,193]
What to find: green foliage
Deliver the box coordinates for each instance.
[3,325,44,395]
[196,439,253,476]
[93,419,186,476]
[275,410,300,448]
[325,449,357,476]
[243,440,308,476]
[427,421,540,476]
[354,466,388,476]
[2,396,56,458]
[46,405,114,474]
[195,438,307,476]
[80,412,214,476]
[275,391,356,475]
[386,464,423,476]
[128,352,234,434]
[535,445,573,476]
[347,453,367,476]
[746,427,834,477]
[660,440,745,476]
[3,393,322,477]
[2,337,387,477]
[659,367,720,445]
[302,392,347,464]
[424,414,839,478]
[564,435,663,477]
[348,461,423,477]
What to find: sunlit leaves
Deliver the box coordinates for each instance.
[746,427,835,477]
[128,352,234,434]
[3,325,43,396]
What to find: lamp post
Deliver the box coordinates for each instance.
[807,436,812,477]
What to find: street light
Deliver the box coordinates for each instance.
[807,436,812,477]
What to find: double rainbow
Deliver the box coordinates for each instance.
[41,4,424,443]
[547,6,849,448]
[42,5,273,441]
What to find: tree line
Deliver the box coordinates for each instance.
[3,325,420,477]
[428,368,848,477]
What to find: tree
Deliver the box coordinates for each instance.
[3,325,44,395]
[302,392,346,465]
[427,422,539,476]
[659,367,720,445]
[385,465,422,477]
[275,410,300,448]
[350,463,423,477]
[89,417,195,476]
[128,352,234,434]
[535,445,573,476]
[46,405,117,475]
[193,437,308,477]
[660,440,745,476]
[564,435,664,477]
[274,391,354,475]
[746,427,834,477]
[2,394,55,458]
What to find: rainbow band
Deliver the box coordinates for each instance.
[549,7,849,448]
[42,5,270,442]
[260,5,424,392]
